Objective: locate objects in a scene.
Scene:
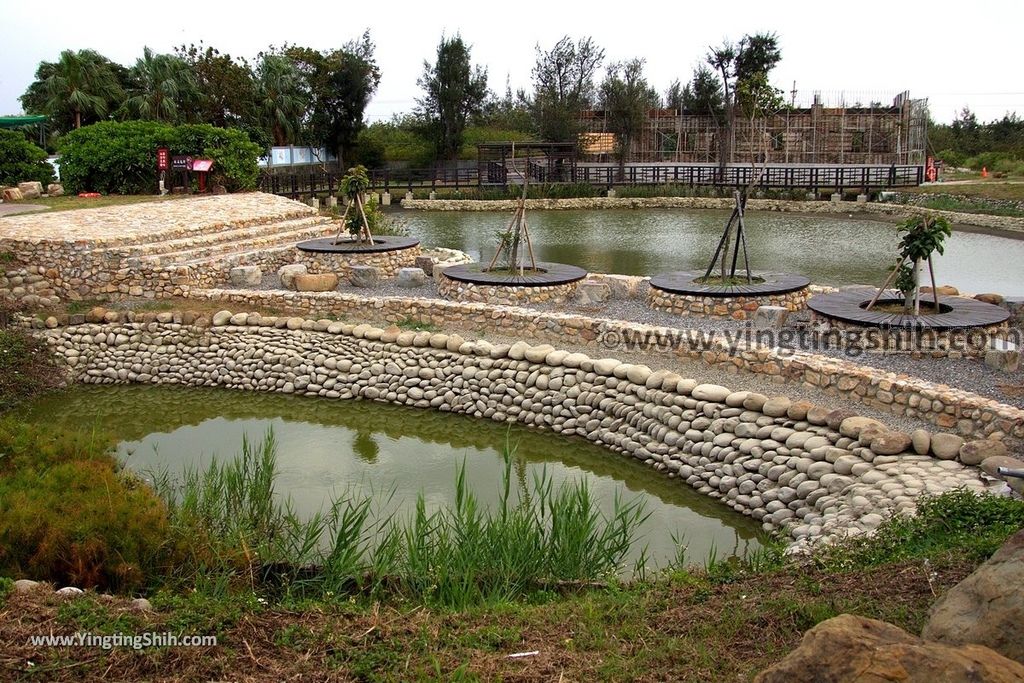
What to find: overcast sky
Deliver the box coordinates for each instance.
[2,0,1021,127]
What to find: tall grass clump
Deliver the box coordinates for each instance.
[155,430,649,607]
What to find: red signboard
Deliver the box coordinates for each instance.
[191,159,214,172]
[156,148,169,171]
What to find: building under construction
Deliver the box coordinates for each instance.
[579,91,928,166]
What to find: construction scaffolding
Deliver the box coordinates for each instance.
[579,91,928,166]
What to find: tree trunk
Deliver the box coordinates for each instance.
[74,109,81,129]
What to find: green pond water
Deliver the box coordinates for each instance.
[17,386,766,569]
[402,208,1024,295]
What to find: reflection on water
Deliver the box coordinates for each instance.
[16,386,767,569]
[403,208,1024,295]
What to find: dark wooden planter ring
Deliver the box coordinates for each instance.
[296,236,420,254]
[647,271,812,319]
[649,271,811,296]
[807,290,1010,330]
[440,262,588,288]
[438,262,588,306]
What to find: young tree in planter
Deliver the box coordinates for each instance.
[599,59,659,178]
[333,165,375,245]
[867,215,952,314]
[416,34,488,162]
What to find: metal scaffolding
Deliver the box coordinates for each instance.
[579,91,928,166]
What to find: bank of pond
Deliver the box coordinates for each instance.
[2,385,767,604]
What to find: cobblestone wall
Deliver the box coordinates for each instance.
[36,313,1003,551]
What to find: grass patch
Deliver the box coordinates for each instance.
[394,317,439,332]
[815,489,1024,571]
[902,181,1024,203]
[0,325,64,411]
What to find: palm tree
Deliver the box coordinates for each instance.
[255,55,307,146]
[42,49,124,129]
[123,47,201,123]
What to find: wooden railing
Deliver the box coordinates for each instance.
[259,163,923,197]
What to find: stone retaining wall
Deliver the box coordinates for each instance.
[648,287,809,320]
[401,197,1024,234]
[810,314,1012,359]
[437,273,579,306]
[299,245,421,280]
[36,313,998,550]
[181,287,1024,443]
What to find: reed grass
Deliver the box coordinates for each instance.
[154,429,650,607]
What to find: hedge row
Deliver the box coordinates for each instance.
[0,130,55,188]
[57,121,262,195]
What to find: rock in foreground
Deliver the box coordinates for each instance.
[755,614,1024,682]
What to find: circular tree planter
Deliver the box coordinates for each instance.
[295,236,421,278]
[807,289,1010,357]
[648,271,811,319]
[438,262,588,306]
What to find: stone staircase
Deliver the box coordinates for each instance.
[84,202,334,296]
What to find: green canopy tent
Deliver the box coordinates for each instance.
[0,115,47,128]
[0,116,48,145]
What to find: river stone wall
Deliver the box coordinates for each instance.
[437,273,579,306]
[179,288,1024,444]
[648,287,810,320]
[401,196,1024,234]
[36,313,997,551]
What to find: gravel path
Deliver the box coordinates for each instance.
[223,275,1023,410]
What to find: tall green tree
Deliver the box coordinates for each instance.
[176,43,257,129]
[530,36,604,142]
[285,32,381,168]
[681,66,724,118]
[599,59,659,173]
[416,34,488,161]
[21,49,124,131]
[254,54,307,146]
[123,47,202,123]
[705,32,781,165]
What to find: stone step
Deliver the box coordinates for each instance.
[137,220,333,267]
[174,241,303,273]
[99,215,331,259]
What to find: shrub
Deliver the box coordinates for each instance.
[0,420,175,591]
[935,149,966,168]
[57,121,262,195]
[0,130,55,187]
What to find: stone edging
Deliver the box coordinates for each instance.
[399,197,1024,234]
[177,287,1024,443]
[35,313,1002,551]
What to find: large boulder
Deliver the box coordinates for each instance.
[752,305,789,329]
[229,265,262,287]
[755,614,1024,682]
[293,273,339,292]
[396,267,427,288]
[47,183,64,197]
[2,187,24,202]
[277,264,308,290]
[17,181,43,199]
[923,529,1024,663]
[959,439,1008,466]
[840,415,886,439]
[870,431,913,455]
[575,280,612,307]
[930,433,965,460]
[349,265,380,288]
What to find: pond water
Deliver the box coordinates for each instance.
[402,208,1024,295]
[16,386,766,570]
